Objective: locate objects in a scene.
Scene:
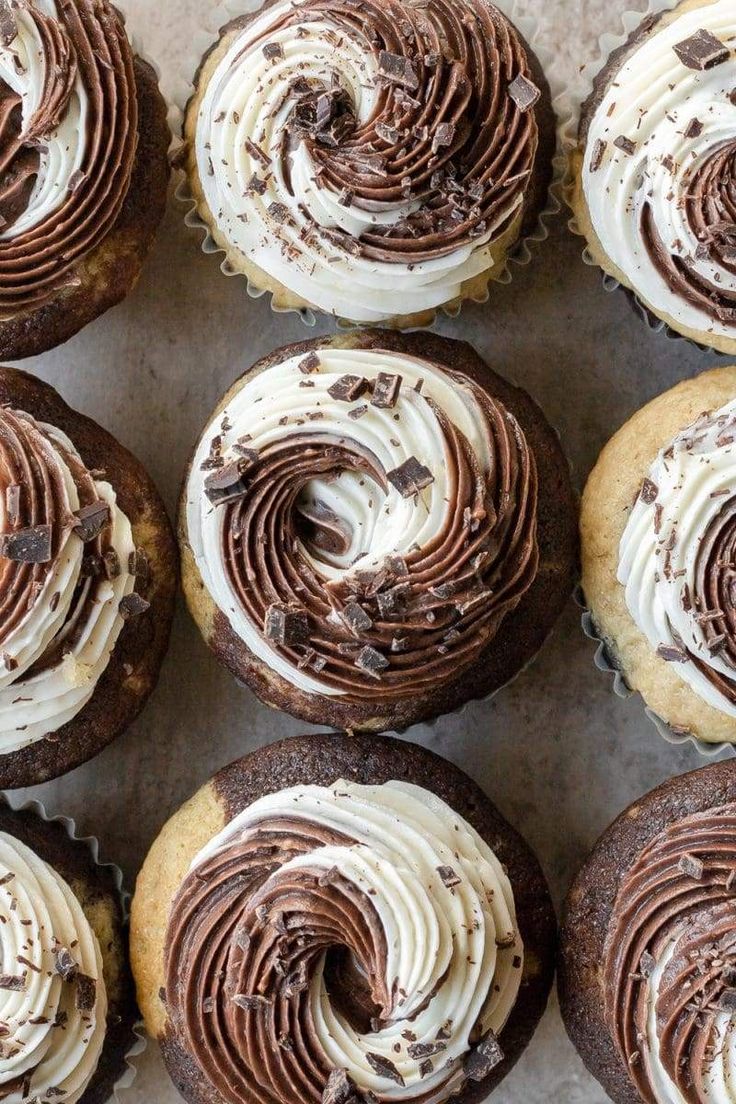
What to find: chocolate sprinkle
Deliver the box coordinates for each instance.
[673,29,730,71]
[0,524,52,564]
[507,73,540,112]
[387,457,434,498]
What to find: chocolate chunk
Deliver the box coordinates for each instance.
[715,988,736,1012]
[376,122,400,144]
[103,550,121,580]
[684,117,703,139]
[590,139,607,172]
[263,42,284,60]
[119,594,150,620]
[128,548,150,585]
[508,73,540,112]
[614,135,637,156]
[322,1069,357,1104]
[328,375,369,402]
[0,975,24,992]
[342,602,373,634]
[5,485,20,524]
[75,974,96,1011]
[246,173,267,196]
[349,404,368,420]
[656,643,688,663]
[245,138,271,167]
[232,993,271,1012]
[54,948,78,981]
[673,29,730,70]
[419,1058,433,1077]
[366,1053,405,1086]
[269,202,290,224]
[0,524,52,564]
[204,458,255,506]
[639,478,658,504]
[376,584,409,619]
[73,501,110,542]
[371,373,402,409]
[264,604,310,646]
[299,353,321,375]
[437,865,461,888]
[679,852,704,880]
[387,457,434,498]
[355,646,389,677]
[464,1032,504,1081]
[408,1041,446,1059]
[432,122,456,153]
[0,2,17,46]
[378,50,419,91]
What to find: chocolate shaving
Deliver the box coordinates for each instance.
[464,1032,505,1081]
[656,643,688,663]
[0,975,24,992]
[119,594,150,620]
[0,524,52,564]
[73,501,110,542]
[614,135,637,156]
[54,948,78,981]
[639,478,658,504]
[673,29,730,70]
[378,50,418,91]
[204,457,256,506]
[366,1053,405,1086]
[263,42,284,60]
[408,1041,446,1059]
[232,993,271,1012]
[322,1069,358,1104]
[590,139,607,172]
[5,485,20,524]
[714,988,736,1012]
[685,117,703,139]
[75,974,96,1011]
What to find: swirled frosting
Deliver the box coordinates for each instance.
[186,346,538,703]
[0,830,107,1103]
[193,0,543,322]
[0,0,138,314]
[582,0,736,341]
[0,405,143,754]
[164,780,523,1104]
[603,803,736,1103]
[619,398,736,716]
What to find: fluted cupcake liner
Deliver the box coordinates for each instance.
[170,0,565,329]
[0,793,147,1102]
[576,587,735,759]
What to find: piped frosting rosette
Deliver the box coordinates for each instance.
[186,0,550,323]
[164,779,523,1104]
[0,829,107,1103]
[603,802,736,1104]
[0,404,145,754]
[185,345,538,709]
[0,0,138,314]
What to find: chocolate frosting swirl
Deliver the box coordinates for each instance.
[0,0,138,313]
[603,803,736,1103]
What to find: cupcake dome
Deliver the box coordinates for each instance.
[570,0,736,353]
[180,330,577,732]
[0,0,170,360]
[560,760,736,1104]
[183,0,555,326]
[132,732,556,1104]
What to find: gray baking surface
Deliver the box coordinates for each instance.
[9,0,724,1100]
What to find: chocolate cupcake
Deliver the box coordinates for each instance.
[0,0,170,361]
[0,366,177,788]
[180,330,577,732]
[182,0,555,328]
[568,0,736,353]
[0,800,137,1104]
[581,364,736,747]
[132,731,556,1104]
[559,760,736,1104]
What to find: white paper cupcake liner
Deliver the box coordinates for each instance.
[0,792,147,1102]
[576,586,735,759]
[170,0,566,329]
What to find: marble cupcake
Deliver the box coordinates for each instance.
[182,0,555,327]
[180,330,577,732]
[132,731,556,1104]
[568,0,736,353]
[560,760,736,1104]
[581,365,736,747]
[0,0,170,360]
[0,367,177,788]
[0,801,137,1104]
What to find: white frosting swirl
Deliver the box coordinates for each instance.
[582,0,736,340]
[192,779,523,1100]
[0,830,106,1104]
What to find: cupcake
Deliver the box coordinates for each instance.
[0,800,137,1104]
[182,0,555,328]
[569,0,736,353]
[132,731,556,1104]
[0,367,177,788]
[180,330,577,732]
[559,760,736,1104]
[0,0,170,361]
[580,365,736,747]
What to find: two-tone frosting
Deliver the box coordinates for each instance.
[0,830,107,1103]
[186,346,539,704]
[0,405,148,754]
[603,803,736,1103]
[193,0,544,321]
[619,398,736,716]
[582,0,736,341]
[164,779,523,1104]
[0,0,138,314]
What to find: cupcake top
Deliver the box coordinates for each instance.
[619,399,736,717]
[190,0,545,322]
[603,801,736,1103]
[0,404,148,754]
[164,778,523,1103]
[580,0,736,342]
[0,0,138,314]
[0,829,107,1103]
[185,343,538,707]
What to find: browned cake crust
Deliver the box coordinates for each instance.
[133,731,557,1104]
[558,761,736,1104]
[179,329,579,732]
[0,802,137,1104]
[0,367,178,788]
[0,54,170,362]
